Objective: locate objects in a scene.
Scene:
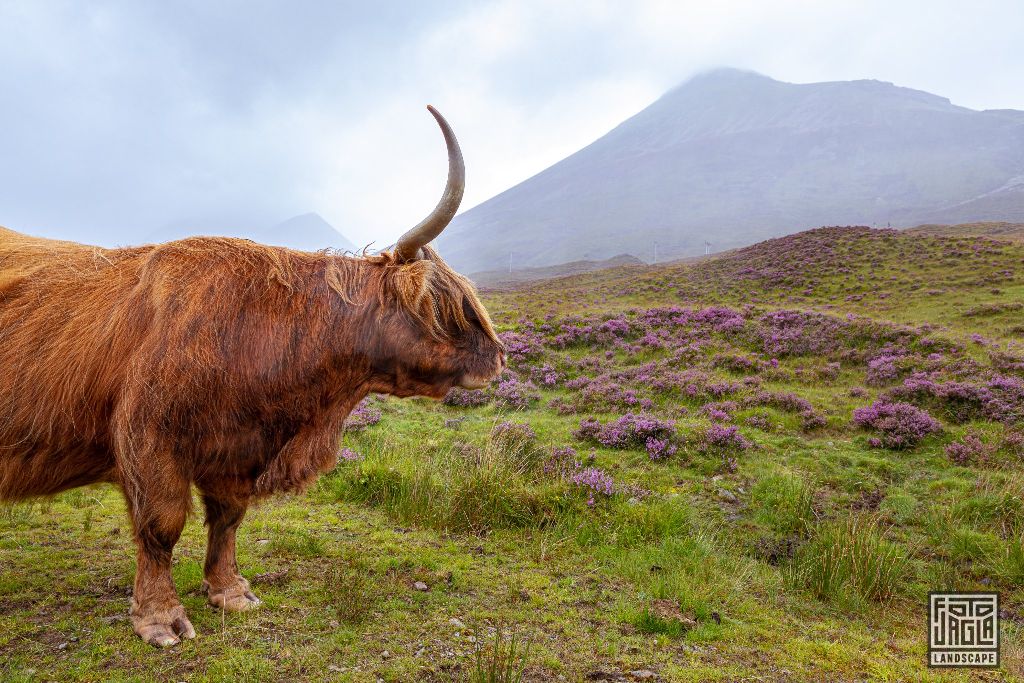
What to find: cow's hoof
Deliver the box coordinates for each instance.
[130,603,196,647]
[203,578,262,612]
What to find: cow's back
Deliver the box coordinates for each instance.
[0,227,153,498]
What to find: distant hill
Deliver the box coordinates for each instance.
[483,225,1024,342]
[437,68,1024,273]
[904,221,1024,241]
[254,213,357,252]
[145,212,356,252]
[469,253,644,289]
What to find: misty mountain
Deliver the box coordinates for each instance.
[147,212,356,252]
[436,68,1024,273]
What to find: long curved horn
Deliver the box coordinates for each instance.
[394,105,465,262]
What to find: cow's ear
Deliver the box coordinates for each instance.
[391,259,432,306]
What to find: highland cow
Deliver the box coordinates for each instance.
[0,107,505,646]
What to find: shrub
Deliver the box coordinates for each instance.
[569,467,615,506]
[573,414,677,459]
[444,387,490,407]
[338,447,362,462]
[852,400,941,449]
[544,446,584,477]
[701,424,752,451]
[493,378,540,410]
[345,398,382,431]
[945,432,993,466]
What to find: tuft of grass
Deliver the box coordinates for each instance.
[749,472,815,535]
[325,431,564,534]
[630,606,688,638]
[467,626,530,683]
[988,534,1024,585]
[786,516,909,604]
[266,527,325,557]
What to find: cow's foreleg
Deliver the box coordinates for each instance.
[201,493,260,612]
[122,476,195,647]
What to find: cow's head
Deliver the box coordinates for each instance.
[360,107,505,399]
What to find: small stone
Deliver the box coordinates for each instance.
[467,635,476,643]
[380,650,390,658]
[415,647,426,657]
[413,581,429,591]
[449,617,466,629]
[717,488,737,503]
[56,642,68,650]
[327,664,343,673]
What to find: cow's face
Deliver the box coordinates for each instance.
[358,105,505,398]
[365,248,504,398]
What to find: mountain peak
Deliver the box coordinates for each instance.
[264,213,356,251]
[689,67,774,82]
[436,72,1024,273]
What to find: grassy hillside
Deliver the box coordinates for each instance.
[2,227,1023,681]
[906,221,1024,242]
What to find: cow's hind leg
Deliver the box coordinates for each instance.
[201,492,260,612]
[122,475,196,647]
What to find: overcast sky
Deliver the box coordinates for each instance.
[1,0,1022,248]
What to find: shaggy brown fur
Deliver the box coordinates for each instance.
[0,226,504,646]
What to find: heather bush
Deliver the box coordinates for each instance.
[945,432,993,466]
[499,330,544,361]
[338,447,362,462]
[569,467,616,506]
[528,363,560,387]
[544,446,585,477]
[699,424,753,452]
[885,374,1024,425]
[444,386,490,408]
[1004,431,1024,459]
[493,377,541,411]
[345,398,382,432]
[852,400,941,449]
[865,352,903,386]
[742,389,826,431]
[745,414,772,430]
[573,413,677,459]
